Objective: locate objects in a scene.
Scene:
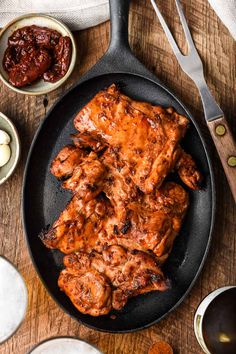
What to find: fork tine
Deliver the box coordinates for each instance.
[175,0,195,50]
[150,0,182,57]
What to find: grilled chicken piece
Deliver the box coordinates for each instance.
[103,182,189,263]
[102,148,140,224]
[50,145,86,179]
[115,93,202,190]
[74,84,189,193]
[59,245,168,314]
[175,148,202,190]
[144,181,189,261]
[41,180,188,262]
[101,147,194,234]
[94,245,168,310]
[40,84,201,317]
[58,261,112,316]
[71,132,107,152]
[62,152,107,200]
[40,194,112,254]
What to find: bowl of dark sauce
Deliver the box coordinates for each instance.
[194,286,236,354]
[0,14,76,95]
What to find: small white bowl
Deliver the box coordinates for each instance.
[28,337,103,354]
[0,256,28,344]
[0,14,76,95]
[194,286,236,354]
[0,112,20,185]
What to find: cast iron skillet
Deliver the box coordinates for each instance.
[22,0,215,332]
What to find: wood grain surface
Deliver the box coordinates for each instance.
[207,116,236,202]
[0,0,235,353]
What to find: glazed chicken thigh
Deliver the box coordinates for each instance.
[74,84,201,193]
[102,181,189,263]
[59,245,168,315]
[41,179,188,262]
[50,145,86,179]
[62,151,107,200]
[58,259,112,316]
[40,194,112,254]
[40,84,202,316]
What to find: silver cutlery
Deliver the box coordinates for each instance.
[151,0,236,202]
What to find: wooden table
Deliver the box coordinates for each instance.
[0,0,235,353]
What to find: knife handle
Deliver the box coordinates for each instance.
[208,116,236,202]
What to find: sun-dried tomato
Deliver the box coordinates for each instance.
[8,25,61,49]
[8,48,51,87]
[43,36,72,83]
[3,25,72,87]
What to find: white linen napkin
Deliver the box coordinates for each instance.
[208,0,236,40]
[0,0,235,40]
[0,0,110,30]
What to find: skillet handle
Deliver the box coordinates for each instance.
[107,0,159,80]
[79,0,162,83]
[109,0,131,51]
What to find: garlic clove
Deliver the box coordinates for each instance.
[0,144,11,167]
[0,130,11,145]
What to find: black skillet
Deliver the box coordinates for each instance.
[22,0,215,332]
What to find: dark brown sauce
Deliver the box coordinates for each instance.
[3,25,72,87]
[202,288,236,354]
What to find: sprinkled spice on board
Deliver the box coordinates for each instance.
[148,341,174,354]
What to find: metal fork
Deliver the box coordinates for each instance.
[151,0,236,202]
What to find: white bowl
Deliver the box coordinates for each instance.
[0,14,77,95]
[0,256,28,344]
[0,112,20,185]
[28,337,103,354]
[194,286,236,354]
